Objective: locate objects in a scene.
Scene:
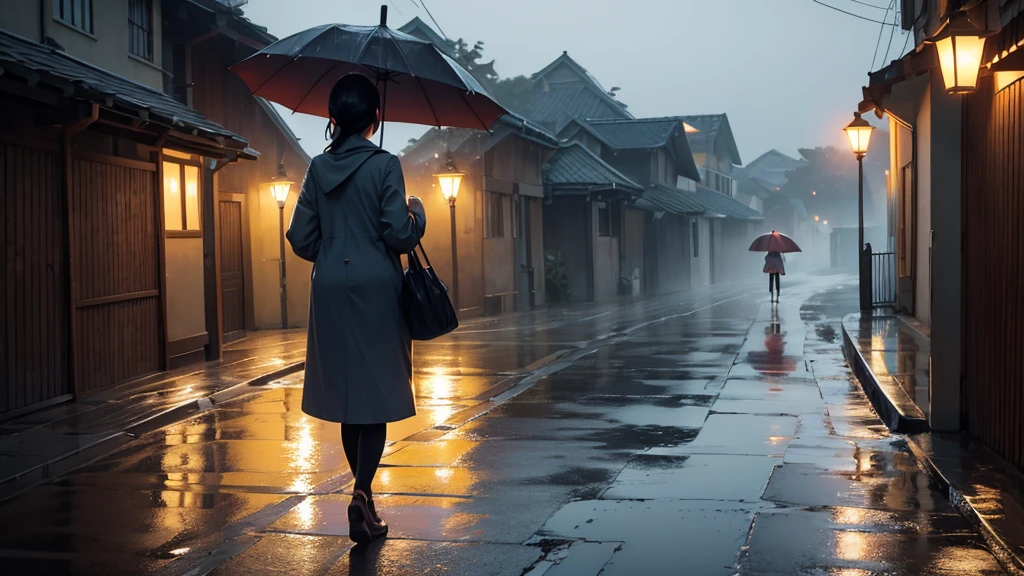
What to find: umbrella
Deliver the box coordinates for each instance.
[230,6,507,135]
[748,230,802,253]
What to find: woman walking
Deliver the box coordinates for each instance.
[287,74,425,545]
[764,251,785,303]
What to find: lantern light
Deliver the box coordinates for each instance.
[269,163,294,207]
[926,11,993,94]
[844,112,875,158]
[434,152,465,205]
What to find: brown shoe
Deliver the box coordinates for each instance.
[348,490,388,544]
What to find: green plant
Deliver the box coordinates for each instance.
[544,251,569,302]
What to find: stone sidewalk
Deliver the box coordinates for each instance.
[843,311,1024,575]
[0,330,309,500]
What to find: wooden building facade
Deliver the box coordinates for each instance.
[0,0,309,418]
[863,0,1024,469]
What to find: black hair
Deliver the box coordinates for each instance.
[324,73,381,152]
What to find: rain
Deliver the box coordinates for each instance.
[0,1,1021,575]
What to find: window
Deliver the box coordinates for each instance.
[597,202,612,237]
[128,0,154,61]
[54,0,93,34]
[485,192,505,239]
[163,160,201,233]
[692,220,700,258]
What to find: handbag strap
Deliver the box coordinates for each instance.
[415,242,434,269]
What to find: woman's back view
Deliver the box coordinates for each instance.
[286,73,425,544]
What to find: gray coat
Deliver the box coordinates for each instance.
[287,136,424,424]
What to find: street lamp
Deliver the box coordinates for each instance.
[269,163,294,329]
[926,11,992,94]
[434,153,464,309]
[844,112,875,310]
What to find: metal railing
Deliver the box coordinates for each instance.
[871,250,897,307]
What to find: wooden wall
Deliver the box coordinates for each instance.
[962,74,1024,471]
[1,141,69,413]
[70,154,162,393]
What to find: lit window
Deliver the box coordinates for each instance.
[163,160,201,232]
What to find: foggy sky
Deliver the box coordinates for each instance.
[243,0,899,164]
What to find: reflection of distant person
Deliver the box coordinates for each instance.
[764,251,785,303]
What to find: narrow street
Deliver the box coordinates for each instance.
[0,274,1005,575]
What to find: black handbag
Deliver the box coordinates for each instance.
[402,243,459,340]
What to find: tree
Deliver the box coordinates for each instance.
[444,37,532,114]
[778,143,888,228]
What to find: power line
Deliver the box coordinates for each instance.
[419,0,450,41]
[844,0,894,9]
[881,2,898,65]
[870,1,895,70]
[813,0,898,25]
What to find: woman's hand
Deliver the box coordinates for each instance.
[407,196,426,236]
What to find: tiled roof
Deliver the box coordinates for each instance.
[635,183,705,215]
[693,186,763,221]
[397,17,455,57]
[583,117,686,150]
[521,52,631,132]
[521,86,632,133]
[562,117,701,182]
[544,143,642,194]
[680,114,742,165]
[0,29,249,153]
[744,148,805,186]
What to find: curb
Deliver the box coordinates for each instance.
[840,315,928,434]
[0,361,305,502]
[905,437,1024,576]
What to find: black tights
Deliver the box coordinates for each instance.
[769,273,780,294]
[341,423,387,497]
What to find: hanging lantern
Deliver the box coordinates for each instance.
[926,11,993,94]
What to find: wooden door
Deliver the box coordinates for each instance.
[70,152,163,394]
[218,194,247,343]
[0,140,70,416]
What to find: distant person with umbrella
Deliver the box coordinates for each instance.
[749,231,802,303]
[235,6,508,546]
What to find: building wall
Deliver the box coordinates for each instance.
[189,37,312,330]
[689,217,713,287]
[543,197,589,302]
[621,207,645,294]
[165,237,206,340]
[530,197,546,306]
[652,213,690,293]
[915,84,933,325]
[0,0,164,89]
[962,72,1024,469]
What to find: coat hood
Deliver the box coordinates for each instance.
[313,135,388,194]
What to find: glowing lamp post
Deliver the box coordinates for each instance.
[269,164,294,329]
[434,160,464,309]
[927,11,991,94]
[844,112,875,310]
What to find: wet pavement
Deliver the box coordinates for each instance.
[0,274,1007,575]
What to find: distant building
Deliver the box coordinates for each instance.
[520,51,632,133]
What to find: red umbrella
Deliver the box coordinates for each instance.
[748,230,802,253]
[230,6,507,131]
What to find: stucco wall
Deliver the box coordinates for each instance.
[1,0,165,89]
[165,236,207,341]
[915,85,933,325]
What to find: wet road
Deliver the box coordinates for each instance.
[0,274,1006,575]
